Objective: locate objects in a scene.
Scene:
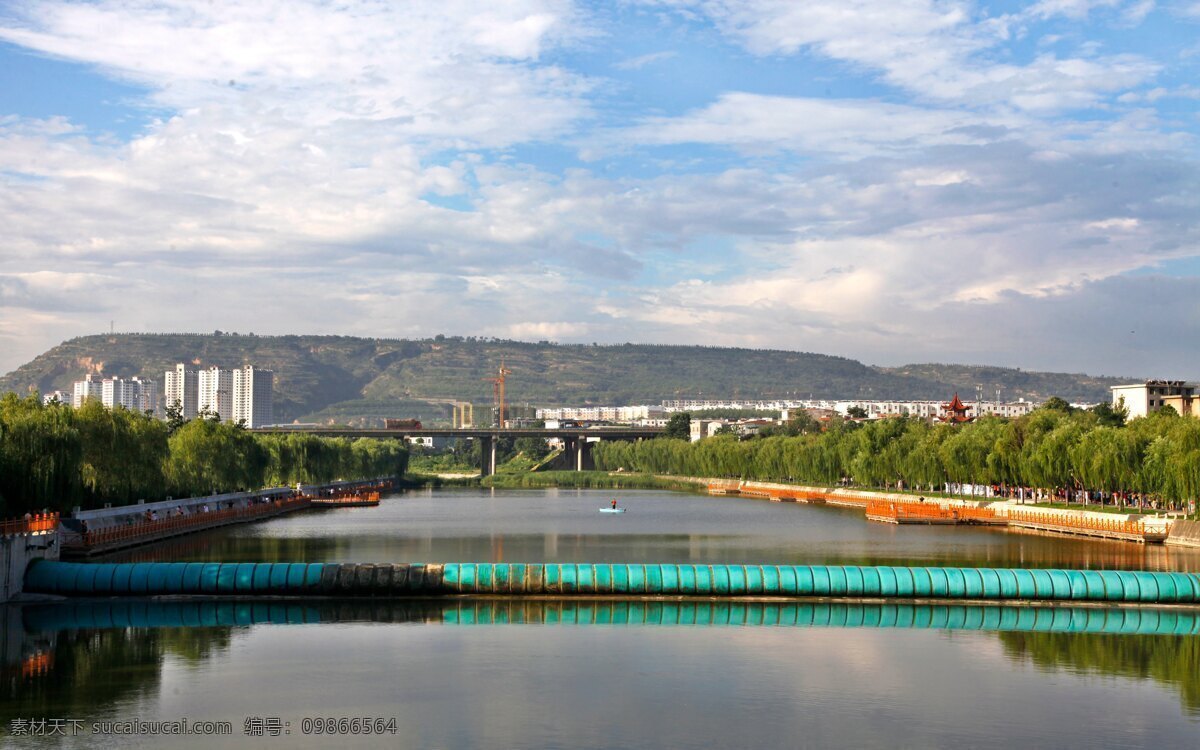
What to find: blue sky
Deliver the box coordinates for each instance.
[1,0,1199,378]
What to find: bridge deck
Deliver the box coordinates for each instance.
[252,427,662,439]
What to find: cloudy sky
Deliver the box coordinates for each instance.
[1,1,1198,377]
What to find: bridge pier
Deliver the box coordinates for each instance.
[479,435,498,477]
[561,437,594,471]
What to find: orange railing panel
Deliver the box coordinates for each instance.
[0,513,59,537]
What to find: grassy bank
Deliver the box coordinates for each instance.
[402,473,481,488]
[481,471,706,493]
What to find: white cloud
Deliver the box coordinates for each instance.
[0,1,592,147]
[615,93,1014,157]
[643,0,1159,112]
[1026,0,1123,20]
[508,321,590,339]
[614,51,678,70]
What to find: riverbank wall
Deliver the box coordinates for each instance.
[2,517,59,603]
[1168,520,1200,549]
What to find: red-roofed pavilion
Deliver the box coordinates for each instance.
[940,393,974,423]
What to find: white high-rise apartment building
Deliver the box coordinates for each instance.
[100,376,159,415]
[233,365,274,428]
[198,367,234,421]
[164,363,199,419]
[72,374,101,407]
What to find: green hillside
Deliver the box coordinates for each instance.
[0,333,1132,425]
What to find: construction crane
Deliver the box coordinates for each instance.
[482,362,512,428]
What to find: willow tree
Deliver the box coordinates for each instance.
[939,418,1003,495]
[75,399,169,504]
[1141,420,1200,508]
[1069,426,1143,498]
[0,393,83,514]
[900,424,947,490]
[166,419,269,496]
[851,417,912,487]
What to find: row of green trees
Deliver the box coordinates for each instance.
[594,404,1200,510]
[0,394,408,516]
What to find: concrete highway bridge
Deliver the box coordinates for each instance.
[251,427,663,476]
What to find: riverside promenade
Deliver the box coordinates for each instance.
[58,478,396,557]
[699,478,1177,544]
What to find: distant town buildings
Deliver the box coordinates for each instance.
[536,405,667,424]
[42,390,72,405]
[539,397,1038,426]
[1111,381,1197,419]
[66,374,159,415]
[61,362,272,425]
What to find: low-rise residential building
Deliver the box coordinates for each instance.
[1112,381,1197,419]
[536,405,666,423]
[42,390,72,405]
[689,419,726,442]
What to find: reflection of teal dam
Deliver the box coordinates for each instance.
[20,600,1200,635]
[24,561,1200,603]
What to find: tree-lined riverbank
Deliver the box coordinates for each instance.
[593,405,1200,516]
[0,394,407,516]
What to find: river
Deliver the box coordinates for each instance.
[5,488,1199,748]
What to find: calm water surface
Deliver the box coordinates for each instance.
[106,487,1200,570]
[5,488,1199,748]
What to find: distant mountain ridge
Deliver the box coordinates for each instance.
[0,333,1134,425]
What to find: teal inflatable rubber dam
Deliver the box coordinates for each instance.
[24,561,1200,604]
[20,600,1200,635]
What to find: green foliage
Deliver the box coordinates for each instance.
[0,393,84,514]
[164,400,186,435]
[663,412,692,440]
[513,436,550,459]
[1041,396,1075,413]
[1091,400,1128,427]
[846,405,868,419]
[76,399,169,504]
[165,419,267,495]
[0,395,406,516]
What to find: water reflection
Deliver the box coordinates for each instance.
[1,618,232,732]
[16,599,1200,635]
[101,488,1200,572]
[6,600,1200,728]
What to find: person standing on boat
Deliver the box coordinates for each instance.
[611,499,618,510]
